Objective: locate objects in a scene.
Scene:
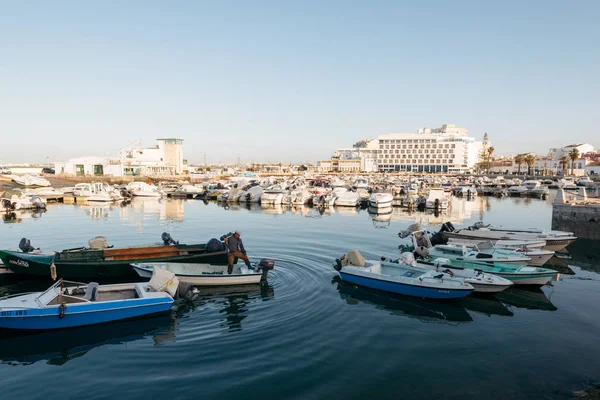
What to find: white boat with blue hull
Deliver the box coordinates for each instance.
[333,251,473,300]
[0,280,173,330]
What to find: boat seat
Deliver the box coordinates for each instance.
[84,282,99,301]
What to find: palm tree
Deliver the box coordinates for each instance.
[514,154,525,175]
[559,155,569,174]
[487,147,494,172]
[524,154,536,175]
[569,148,580,175]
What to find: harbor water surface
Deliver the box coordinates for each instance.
[1,195,599,399]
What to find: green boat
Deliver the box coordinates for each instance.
[0,236,232,281]
[420,258,557,286]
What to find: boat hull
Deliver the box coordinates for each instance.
[0,298,172,330]
[133,265,262,285]
[339,271,472,299]
[523,251,554,266]
[468,281,513,293]
[0,249,230,280]
[494,272,555,286]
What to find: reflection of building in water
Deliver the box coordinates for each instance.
[381,197,485,228]
[75,203,120,220]
[119,198,185,232]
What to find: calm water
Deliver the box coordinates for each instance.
[1,195,600,399]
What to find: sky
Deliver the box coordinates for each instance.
[1,0,599,165]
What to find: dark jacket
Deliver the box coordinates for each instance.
[226,235,246,254]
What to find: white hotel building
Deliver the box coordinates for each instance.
[325,124,482,173]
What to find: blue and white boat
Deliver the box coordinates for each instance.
[333,251,474,300]
[0,280,174,330]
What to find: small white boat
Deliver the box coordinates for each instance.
[172,184,204,197]
[261,186,286,206]
[313,192,336,207]
[127,182,163,198]
[455,184,477,197]
[425,188,449,209]
[12,175,51,187]
[447,239,554,266]
[1,194,47,211]
[333,188,360,207]
[290,189,313,205]
[132,259,275,286]
[507,185,528,196]
[410,256,513,293]
[240,185,263,203]
[368,192,393,208]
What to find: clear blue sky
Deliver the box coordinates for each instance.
[1,0,598,164]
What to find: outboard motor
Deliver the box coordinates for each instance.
[31,197,45,209]
[161,232,179,246]
[439,222,456,233]
[177,283,200,301]
[206,238,224,252]
[256,258,275,283]
[2,199,15,211]
[334,258,343,271]
[470,221,485,230]
[19,238,36,253]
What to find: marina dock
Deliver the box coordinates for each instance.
[552,189,600,240]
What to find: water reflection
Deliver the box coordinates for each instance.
[494,287,557,311]
[457,295,514,317]
[332,276,473,324]
[0,315,175,366]
[2,209,46,223]
[195,284,275,332]
[565,239,600,273]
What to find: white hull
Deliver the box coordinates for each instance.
[131,191,162,198]
[522,250,554,267]
[132,263,263,286]
[469,281,514,293]
[497,274,554,286]
[368,200,393,208]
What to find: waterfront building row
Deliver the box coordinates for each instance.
[54,139,184,177]
[317,124,482,174]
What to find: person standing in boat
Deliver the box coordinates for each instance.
[225,231,253,274]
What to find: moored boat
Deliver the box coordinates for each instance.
[423,258,556,286]
[0,234,231,280]
[410,256,513,293]
[132,258,275,286]
[333,251,474,299]
[0,279,174,330]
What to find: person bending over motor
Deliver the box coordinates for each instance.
[225,231,253,274]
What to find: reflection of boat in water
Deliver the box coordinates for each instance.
[0,315,174,365]
[332,276,472,324]
[542,256,575,275]
[457,295,513,317]
[494,287,557,311]
[334,206,360,217]
[260,205,285,215]
[2,209,46,223]
[564,239,600,274]
[191,284,275,332]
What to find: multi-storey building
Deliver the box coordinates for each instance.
[375,124,481,173]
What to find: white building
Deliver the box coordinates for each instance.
[333,139,379,172]
[548,143,595,161]
[55,138,184,177]
[376,124,481,173]
[323,124,482,174]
